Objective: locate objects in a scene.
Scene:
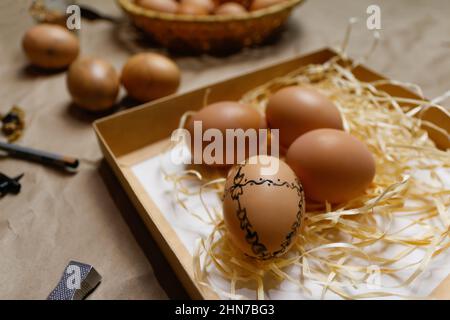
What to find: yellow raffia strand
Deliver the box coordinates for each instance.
[159,40,449,299]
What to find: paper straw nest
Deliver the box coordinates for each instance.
[161,40,450,299]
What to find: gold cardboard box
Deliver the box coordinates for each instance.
[94,48,450,299]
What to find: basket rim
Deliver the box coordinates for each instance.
[118,0,305,23]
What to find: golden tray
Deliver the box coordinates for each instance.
[94,48,450,299]
[117,0,304,53]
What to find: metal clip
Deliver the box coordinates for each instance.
[0,173,24,197]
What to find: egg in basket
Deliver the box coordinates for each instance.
[118,0,304,53]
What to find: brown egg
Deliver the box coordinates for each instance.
[286,129,376,204]
[177,2,210,15]
[266,86,343,149]
[180,0,215,12]
[214,2,247,15]
[186,101,266,166]
[250,0,284,11]
[214,0,251,8]
[22,24,79,69]
[136,0,179,13]
[121,53,181,102]
[223,155,305,259]
[67,57,120,111]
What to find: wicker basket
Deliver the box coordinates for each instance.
[117,0,304,53]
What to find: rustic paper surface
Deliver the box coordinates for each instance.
[0,0,449,299]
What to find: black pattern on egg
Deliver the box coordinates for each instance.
[223,156,305,260]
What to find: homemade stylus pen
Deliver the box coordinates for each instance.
[0,141,79,172]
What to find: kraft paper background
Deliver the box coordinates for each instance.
[0,0,449,299]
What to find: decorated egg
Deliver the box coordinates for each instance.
[223,155,305,259]
[286,129,376,204]
[266,86,343,149]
